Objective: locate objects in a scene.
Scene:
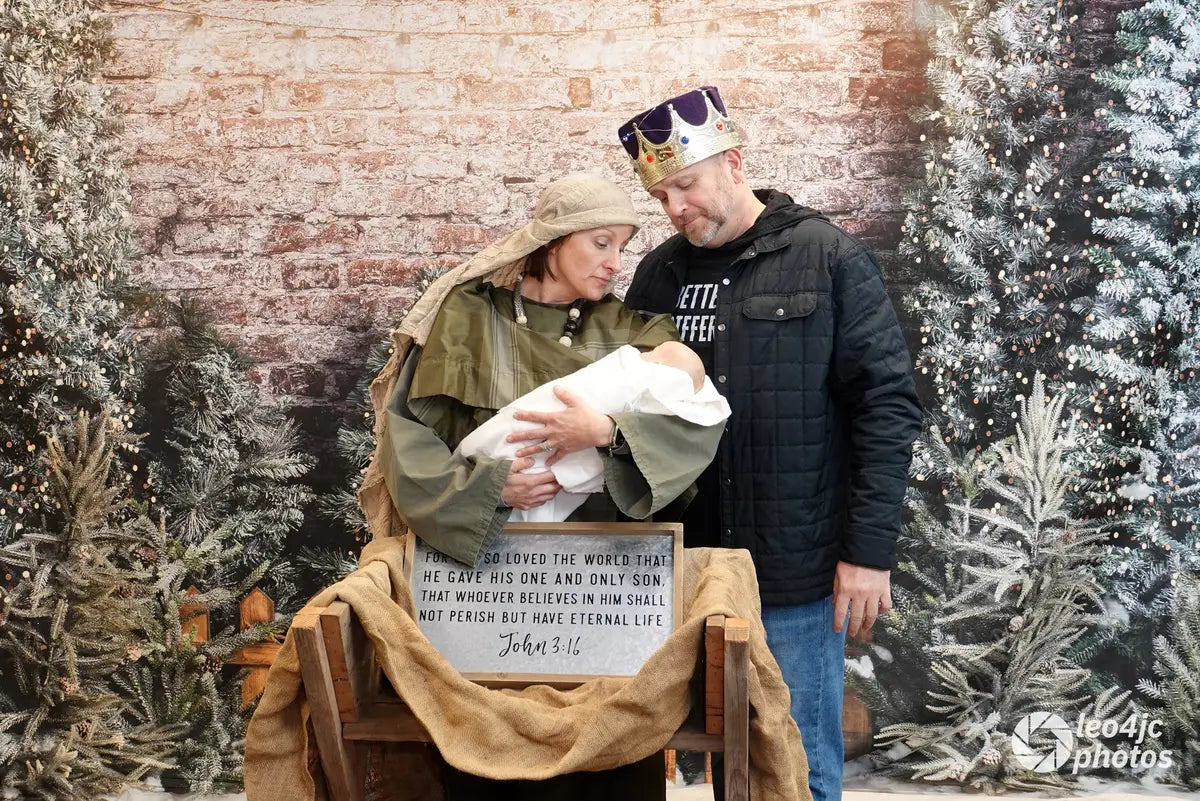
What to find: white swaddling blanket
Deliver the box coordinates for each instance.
[456,345,730,522]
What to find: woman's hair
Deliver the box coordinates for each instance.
[523,236,567,281]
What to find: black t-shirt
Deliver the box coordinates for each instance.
[674,211,777,548]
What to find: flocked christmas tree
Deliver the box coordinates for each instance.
[1139,573,1200,787]
[0,1,144,548]
[850,0,1106,740]
[1068,0,1200,691]
[877,376,1117,789]
[145,300,313,610]
[113,300,312,791]
[903,0,1098,452]
[0,4,166,797]
[0,415,175,799]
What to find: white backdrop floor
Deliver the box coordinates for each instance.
[109,781,1199,801]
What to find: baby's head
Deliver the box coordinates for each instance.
[641,341,705,392]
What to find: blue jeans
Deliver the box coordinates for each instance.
[762,596,847,801]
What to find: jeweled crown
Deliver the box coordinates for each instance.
[618,86,744,189]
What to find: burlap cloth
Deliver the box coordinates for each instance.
[244,536,811,801]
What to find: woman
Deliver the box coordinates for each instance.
[357,174,723,799]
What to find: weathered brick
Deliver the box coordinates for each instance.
[266,220,361,254]
[347,256,457,287]
[103,47,170,79]
[347,258,419,287]
[131,188,179,218]
[881,38,930,73]
[173,220,260,254]
[848,151,922,179]
[786,153,848,182]
[282,259,342,290]
[178,117,316,149]
[253,291,377,329]
[462,77,572,110]
[268,79,397,111]
[838,213,906,249]
[568,77,593,109]
[829,2,917,33]
[793,183,861,215]
[848,76,928,108]
[736,42,879,73]
[269,364,328,397]
[111,0,932,406]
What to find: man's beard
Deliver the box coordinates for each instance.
[683,217,723,247]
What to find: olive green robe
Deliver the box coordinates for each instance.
[377,278,723,568]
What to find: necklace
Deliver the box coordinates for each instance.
[513,272,585,347]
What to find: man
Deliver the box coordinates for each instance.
[618,87,923,801]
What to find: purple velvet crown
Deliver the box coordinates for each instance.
[618,86,730,157]
[617,86,743,189]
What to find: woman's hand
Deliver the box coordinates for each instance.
[500,457,561,510]
[508,386,614,465]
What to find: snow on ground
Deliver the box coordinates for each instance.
[107,760,1198,801]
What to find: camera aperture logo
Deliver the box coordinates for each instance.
[1012,712,1074,772]
[1011,711,1174,774]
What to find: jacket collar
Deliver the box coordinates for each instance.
[655,188,810,281]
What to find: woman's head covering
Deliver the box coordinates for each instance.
[398,173,640,347]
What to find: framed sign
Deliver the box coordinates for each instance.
[405,522,683,686]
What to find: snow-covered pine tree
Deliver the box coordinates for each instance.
[902,0,1099,454]
[112,301,312,792]
[146,300,314,612]
[0,5,173,797]
[0,0,144,548]
[877,376,1111,789]
[1139,573,1200,787]
[1069,0,1200,688]
[112,524,270,793]
[0,414,174,799]
[847,437,987,730]
[856,0,1104,734]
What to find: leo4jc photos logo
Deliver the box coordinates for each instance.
[1011,710,1174,774]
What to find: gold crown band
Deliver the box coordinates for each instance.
[628,91,744,189]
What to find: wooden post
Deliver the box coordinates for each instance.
[723,618,750,801]
[293,607,366,801]
[843,629,875,759]
[704,615,725,735]
[180,586,209,645]
[233,588,278,707]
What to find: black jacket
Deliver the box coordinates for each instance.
[625,190,923,605]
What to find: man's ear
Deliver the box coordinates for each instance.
[724,148,747,184]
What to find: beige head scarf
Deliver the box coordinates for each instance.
[398,173,641,347]
[357,173,641,540]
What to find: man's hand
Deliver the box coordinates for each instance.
[832,561,892,637]
[499,457,561,510]
[509,387,613,464]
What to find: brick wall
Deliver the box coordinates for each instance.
[107,0,1140,436]
[107,0,931,435]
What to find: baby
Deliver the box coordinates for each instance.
[457,342,730,522]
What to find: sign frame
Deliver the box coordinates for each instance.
[404,521,684,687]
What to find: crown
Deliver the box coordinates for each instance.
[619,87,744,189]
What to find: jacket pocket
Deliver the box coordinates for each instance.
[740,291,819,320]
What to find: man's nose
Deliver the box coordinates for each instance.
[664,192,687,220]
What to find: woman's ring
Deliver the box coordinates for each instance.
[540,441,554,453]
